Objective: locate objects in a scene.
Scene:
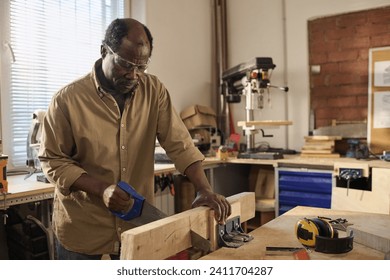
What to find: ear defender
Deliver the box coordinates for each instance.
[295,218,334,247]
[295,217,353,254]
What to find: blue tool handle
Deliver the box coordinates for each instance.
[110,181,145,221]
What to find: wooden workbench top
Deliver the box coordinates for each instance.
[154,157,222,175]
[224,154,390,170]
[6,174,53,198]
[201,206,388,260]
[276,155,390,169]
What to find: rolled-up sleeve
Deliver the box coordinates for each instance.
[38,90,86,196]
[155,84,204,174]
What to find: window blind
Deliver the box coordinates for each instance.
[5,0,124,167]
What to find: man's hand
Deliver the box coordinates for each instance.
[70,175,134,213]
[102,184,134,213]
[191,190,231,224]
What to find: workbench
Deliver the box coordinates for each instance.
[201,206,388,260]
[1,157,221,211]
[1,174,54,210]
[3,155,390,223]
[3,155,389,211]
[2,155,390,260]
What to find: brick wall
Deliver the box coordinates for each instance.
[308,6,390,129]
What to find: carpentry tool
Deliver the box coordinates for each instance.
[0,155,8,194]
[380,151,390,161]
[25,109,48,182]
[190,230,211,255]
[265,246,310,259]
[266,246,304,252]
[222,57,291,160]
[218,216,253,248]
[111,181,168,226]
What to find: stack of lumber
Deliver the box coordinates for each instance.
[301,135,342,158]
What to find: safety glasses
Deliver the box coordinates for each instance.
[105,44,150,72]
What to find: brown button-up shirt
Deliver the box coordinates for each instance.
[38,59,204,255]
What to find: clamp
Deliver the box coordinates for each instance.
[217,216,253,248]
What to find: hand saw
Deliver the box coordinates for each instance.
[111,181,168,226]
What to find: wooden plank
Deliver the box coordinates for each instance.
[237,120,292,127]
[300,153,340,158]
[302,144,334,150]
[304,135,342,141]
[301,149,333,154]
[347,218,390,253]
[120,192,255,260]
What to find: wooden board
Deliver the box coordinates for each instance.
[302,144,334,150]
[304,136,342,141]
[300,153,340,158]
[347,218,390,253]
[301,135,341,158]
[237,120,292,127]
[301,149,333,154]
[120,192,255,260]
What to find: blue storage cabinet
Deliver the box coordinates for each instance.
[276,168,332,216]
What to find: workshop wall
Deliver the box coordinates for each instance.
[132,0,390,152]
[308,6,390,129]
[141,0,214,111]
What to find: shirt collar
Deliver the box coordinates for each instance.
[91,58,143,99]
[92,58,110,98]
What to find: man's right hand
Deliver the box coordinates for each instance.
[70,174,134,213]
[102,184,134,213]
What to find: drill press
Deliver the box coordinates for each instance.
[222,57,290,159]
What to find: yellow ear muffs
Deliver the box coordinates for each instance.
[296,217,354,253]
[295,218,319,247]
[311,218,334,238]
[295,218,334,247]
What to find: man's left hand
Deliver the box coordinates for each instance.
[191,190,232,224]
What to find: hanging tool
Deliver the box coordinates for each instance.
[167,173,175,196]
[111,181,168,226]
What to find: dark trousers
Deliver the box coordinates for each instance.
[54,238,119,260]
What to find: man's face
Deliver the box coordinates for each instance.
[101,31,150,95]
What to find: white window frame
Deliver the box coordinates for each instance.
[0,0,130,170]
